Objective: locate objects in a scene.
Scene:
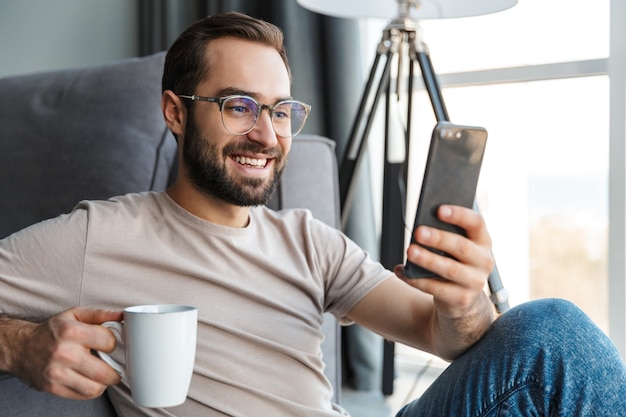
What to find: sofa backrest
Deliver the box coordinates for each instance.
[0,53,174,238]
[0,53,341,414]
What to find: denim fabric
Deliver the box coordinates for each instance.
[396,299,626,416]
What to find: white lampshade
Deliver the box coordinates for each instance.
[296,0,517,20]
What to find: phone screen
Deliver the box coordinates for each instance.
[404,122,488,278]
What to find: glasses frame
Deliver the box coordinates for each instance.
[177,94,311,137]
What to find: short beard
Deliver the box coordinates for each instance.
[182,113,285,207]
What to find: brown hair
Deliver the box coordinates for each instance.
[162,12,290,95]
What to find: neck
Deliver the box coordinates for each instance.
[166,182,251,228]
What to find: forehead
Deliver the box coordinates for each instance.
[200,37,291,100]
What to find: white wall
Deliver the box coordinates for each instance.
[0,0,139,78]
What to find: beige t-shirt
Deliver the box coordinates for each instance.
[0,191,391,417]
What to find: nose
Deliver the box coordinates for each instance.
[247,108,278,148]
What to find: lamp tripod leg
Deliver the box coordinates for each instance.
[337,28,408,395]
[340,43,395,230]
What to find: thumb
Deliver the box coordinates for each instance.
[68,307,123,325]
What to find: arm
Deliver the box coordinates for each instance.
[0,307,122,399]
[346,204,495,360]
[0,209,122,397]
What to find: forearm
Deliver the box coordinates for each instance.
[0,316,36,376]
[1,308,123,398]
[430,291,495,361]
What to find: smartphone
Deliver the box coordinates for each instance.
[404,122,488,278]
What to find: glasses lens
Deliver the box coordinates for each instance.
[272,101,308,137]
[221,96,259,134]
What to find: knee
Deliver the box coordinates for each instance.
[511,298,584,322]
[498,298,584,327]
[492,298,593,348]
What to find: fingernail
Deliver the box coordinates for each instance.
[440,205,452,218]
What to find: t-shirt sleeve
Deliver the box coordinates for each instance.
[0,208,89,320]
[308,217,392,325]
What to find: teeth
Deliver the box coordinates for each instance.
[233,156,267,168]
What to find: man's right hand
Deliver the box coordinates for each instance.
[1,307,123,399]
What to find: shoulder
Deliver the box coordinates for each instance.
[70,191,177,236]
[253,206,337,234]
[255,205,313,221]
[75,191,167,217]
[252,206,361,262]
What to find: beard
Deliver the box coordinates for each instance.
[182,114,285,207]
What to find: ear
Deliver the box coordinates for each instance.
[162,90,187,137]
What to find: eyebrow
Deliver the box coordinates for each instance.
[215,87,293,104]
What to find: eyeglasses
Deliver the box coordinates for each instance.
[178,94,311,138]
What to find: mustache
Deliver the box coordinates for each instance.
[222,141,283,160]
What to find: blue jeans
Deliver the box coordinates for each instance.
[396,299,626,416]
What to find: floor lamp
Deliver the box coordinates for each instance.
[297,0,516,396]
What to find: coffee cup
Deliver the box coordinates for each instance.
[97,304,198,408]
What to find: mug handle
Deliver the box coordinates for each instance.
[96,321,128,382]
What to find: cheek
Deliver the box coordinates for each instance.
[279,137,292,157]
[186,117,231,160]
[196,121,232,151]
[191,104,226,135]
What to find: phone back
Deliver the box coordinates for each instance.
[405,122,487,278]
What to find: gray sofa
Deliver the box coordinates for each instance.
[0,53,341,415]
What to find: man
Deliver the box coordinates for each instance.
[0,12,624,417]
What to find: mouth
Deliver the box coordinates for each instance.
[232,155,270,169]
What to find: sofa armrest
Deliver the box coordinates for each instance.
[0,373,118,417]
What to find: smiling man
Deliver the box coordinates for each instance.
[1,11,625,417]
[163,33,298,224]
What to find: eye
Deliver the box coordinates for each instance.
[224,97,257,118]
[273,110,289,120]
[273,103,292,121]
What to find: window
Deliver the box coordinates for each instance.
[362,0,614,334]
[420,0,609,72]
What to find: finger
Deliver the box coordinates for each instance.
[406,205,492,279]
[410,227,476,278]
[51,314,119,354]
[39,338,120,399]
[45,364,113,400]
[80,351,122,386]
[437,205,492,246]
[414,208,493,272]
[69,307,123,325]
[59,307,122,352]
[394,264,486,319]
[408,231,492,293]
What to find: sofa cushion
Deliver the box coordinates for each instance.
[0,52,175,238]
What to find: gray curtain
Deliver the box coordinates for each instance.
[138,0,382,391]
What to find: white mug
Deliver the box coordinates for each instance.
[97,304,198,408]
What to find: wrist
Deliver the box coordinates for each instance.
[0,317,36,376]
[432,292,494,360]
